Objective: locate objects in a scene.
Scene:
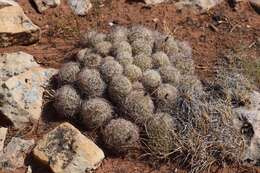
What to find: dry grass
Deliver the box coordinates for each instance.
[176,92,243,172]
[216,47,260,89]
[142,72,245,173]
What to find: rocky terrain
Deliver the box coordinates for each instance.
[0,0,259,173]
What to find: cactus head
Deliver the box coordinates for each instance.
[95,41,112,56]
[81,98,113,129]
[113,41,132,56]
[142,69,161,91]
[116,51,133,66]
[58,62,80,85]
[128,26,154,45]
[133,54,153,72]
[145,112,176,157]
[131,39,152,56]
[100,59,123,82]
[53,85,81,118]
[124,90,154,124]
[77,68,106,97]
[102,118,140,153]
[82,53,102,68]
[159,65,180,86]
[109,26,128,43]
[123,64,142,82]
[155,84,178,113]
[152,51,170,68]
[109,75,132,104]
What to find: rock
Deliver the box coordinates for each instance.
[0,52,39,81]
[33,0,61,13]
[0,0,19,6]
[233,91,260,166]
[0,137,35,171]
[0,52,57,128]
[0,127,7,152]
[196,0,223,10]
[0,4,40,47]
[249,0,260,13]
[257,37,260,47]
[67,0,92,16]
[175,0,223,11]
[33,122,105,173]
[143,0,165,5]
[26,166,32,173]
[0,66,57,129]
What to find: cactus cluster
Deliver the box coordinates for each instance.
[52,26,245,170]
[53,25,191,153]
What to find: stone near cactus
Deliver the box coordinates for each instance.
[0,127,7,151]
[0,66,57,128]
[0,137,35,171]
[67,0,92,16]
[33,122,104,173]
[33,0,60,13]
[0,3,40,47]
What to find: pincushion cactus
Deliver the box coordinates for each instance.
[170,56,195,75]
[131,39,152,55]
[124,90,154,124]
[152,51,170,68]
[76,48,92,63]
[50,25,246,172]
[81,98,113,129]
[145,112,176,157]
[102,118,140,153]
[81,53,102,68]
[128,26,154,45]
[95,41,112,56]
[77,68,106,97]
[155,84,178,113]
[100,59,123,82]
[157,36,179,55]
[123,64,142,82]
[133,54,153,71]
[109,75,132,103]
[142,69,161,91]
[113,41,132,56]
[86,32,106,47]
[58,62,80,84]
[159,65,180,86]
[116,51,133,66]
[108,26,128,43]
[54,85,81,118]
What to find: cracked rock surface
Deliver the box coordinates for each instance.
[33,122,105,173]
[0,0,40,47]
[0,52,57,129]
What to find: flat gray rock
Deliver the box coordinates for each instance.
[0,52,57,128]
[67,0,92,16]
[143,0,165,5]
[233,91,260,166]
[0,0,19,6]
[33,0,61,13]
[175,0,223,11]
[0,67,57,129]
[0,137,35,171]
[0,52,39,81]
[0,127,7,152]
